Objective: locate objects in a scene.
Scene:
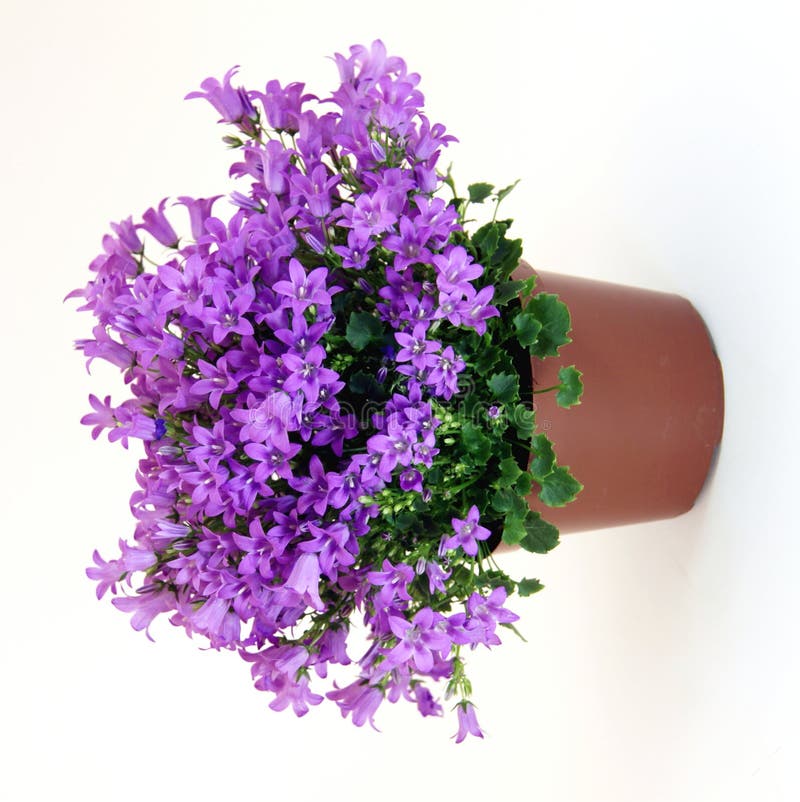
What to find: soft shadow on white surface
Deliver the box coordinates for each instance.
[2,2,799,801]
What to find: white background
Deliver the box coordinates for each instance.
[2,1,799,800]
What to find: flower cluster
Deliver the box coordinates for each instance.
[72,41,582,740]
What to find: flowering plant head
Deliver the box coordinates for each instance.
[71,41,582,741]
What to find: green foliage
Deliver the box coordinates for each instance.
[515,471,533,495]
[348,371,386,401]
[529,433,555,480]
[526,293,572,357]
[494,280,527,307]
[556,365,583,408]
[474,344,502,376]
[488,372,519,404]
[467,182,494,203]
[513,310,543,347]
[538,466,583,507]
[502,514,527,545]
[462,422,492,462]
[492,488,527,518]
[496,179,520,202]
[496,457,523,488]
[513,404,535,439]
[472,222,500,260]
[519,511,560,553]
[345,311,383,351]
[517,577,544,596]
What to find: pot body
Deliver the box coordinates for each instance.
[515,264,724,533]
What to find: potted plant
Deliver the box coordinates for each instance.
[70,40,723,741]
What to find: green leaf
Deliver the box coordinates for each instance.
[462,422,491,462]
[527,293,572,358]
[348,371,385,401]
[488,373,519,404]
[473,222,500,259]
[556,365,583,408]
[489,230,523,276]
[493,280,526,307]
[496,457,522,488]
[515,471,533,495]
[512,403,535,439]
[468,182,494,203]
[345,311,383,351]
[474,344,501,376]
[538,466,583,507]
[395,512,418,531]
[517,577,545,596]
[519,510,560,553]
[502,514,527,545]
[513,311,543,348]
[495,179,520,202]
[492,488,527,517]
[519,275,537,297]
[529,433,555,480]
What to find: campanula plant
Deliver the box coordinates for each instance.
[71,41,582,741]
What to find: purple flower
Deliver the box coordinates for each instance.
[273,259,333,313]
[202,283,255,344]
[443,505,492,557]
[192,356,239,409]
[394,323,440,371]
[458,285,499,336]
[176,195,222,241]
[399,468,423,492]
[454,701,484,743]
[281,344,339,405]
[289,455,333,516]
[110,217,142,253]
[80,394,116,441]
[185,66,256,126]
[112,588,175,641]
[367,559,414,608]
[425,345,465,399]
[382,215,433,269]
[332,231,374,270]
[291,164,341,219]
[414,685,442,717]
[139,199,179,248]
[86,548,126,599]
[327,680,384,729]
[433,245,483,293]
[230,391,298,449]
[284,552,325,611]
[385,607,451,673]
[253,79,314,131]
[341,190,397,239]
[257,139,293,195]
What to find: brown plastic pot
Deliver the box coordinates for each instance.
[513,262,724,534]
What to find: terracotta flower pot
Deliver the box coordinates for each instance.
[513,262,724,534]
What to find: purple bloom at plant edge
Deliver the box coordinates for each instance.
[185,66,256,126]
[443,505,492,557]
[139,198,179,248]
[458,284,499,336]
[454,701,484,743]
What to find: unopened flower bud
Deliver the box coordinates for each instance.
[304,232,326,253]
[369,139,386,162]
